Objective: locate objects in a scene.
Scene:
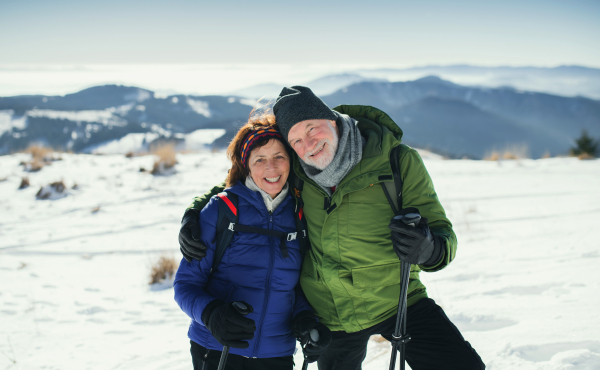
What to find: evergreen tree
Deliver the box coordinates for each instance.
[570,130,598,157]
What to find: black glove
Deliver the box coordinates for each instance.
[388,208,444,266]
[292,311,332,363]
[202,300,256,349]
[179,208,207,262]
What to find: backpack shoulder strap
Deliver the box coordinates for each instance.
[213,191,238,273]
[290,173,309,258]
[381,145,404,214]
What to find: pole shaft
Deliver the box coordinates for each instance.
[390,261,411,370]
[217,346,230,370]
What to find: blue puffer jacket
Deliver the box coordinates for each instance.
[174,182,313,358]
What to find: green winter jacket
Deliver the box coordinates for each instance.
[187,105,457,333]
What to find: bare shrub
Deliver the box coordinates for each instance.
[19,177,30,189]
[36,180,67,200]
[542,151,551,159]
[125,151,135,158]
[150,144,178,175]
[149,255,178,285]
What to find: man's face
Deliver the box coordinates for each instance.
[287,119,338,170]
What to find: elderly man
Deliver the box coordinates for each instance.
[179,86,485,370]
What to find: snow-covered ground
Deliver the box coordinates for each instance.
[1,151,599,369]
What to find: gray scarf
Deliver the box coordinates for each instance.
[300,112,363,195]
[245,176,289,214]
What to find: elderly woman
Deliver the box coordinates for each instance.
[174,112,331,370]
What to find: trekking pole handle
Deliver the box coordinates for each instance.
[309,328,319,344]
[232,301,252,316]
[393,213,421,227]
[301,328,320,370]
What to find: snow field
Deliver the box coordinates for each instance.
[1,152,599,369]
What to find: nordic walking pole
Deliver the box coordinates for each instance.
[217,302,252,370]
[301,328,320,370]
[389,213,420,370]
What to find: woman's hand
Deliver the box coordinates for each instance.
[202,300,256,349]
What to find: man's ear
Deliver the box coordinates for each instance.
[329,119,339,136]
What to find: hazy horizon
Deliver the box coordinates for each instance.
[1,63,599,98]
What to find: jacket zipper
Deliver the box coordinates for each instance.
[252,214,275,357]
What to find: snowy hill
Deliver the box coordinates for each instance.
[1,151,599,369]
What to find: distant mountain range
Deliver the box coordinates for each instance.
[355,65,600,100]
[1,76,599,158]
[233,65,600,100]
[0,85,253,153]
[322,76,600,158]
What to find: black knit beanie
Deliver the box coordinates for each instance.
[273,86,337,142]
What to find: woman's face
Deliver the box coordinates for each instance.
[247,139,290,199]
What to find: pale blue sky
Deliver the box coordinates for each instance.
[1,0,599,67]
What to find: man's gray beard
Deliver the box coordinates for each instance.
[302,136,339,170]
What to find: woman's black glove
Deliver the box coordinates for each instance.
[202,300,256,349]
[179,208,207,262]
[292,311,332,363]
[388,208,444,266]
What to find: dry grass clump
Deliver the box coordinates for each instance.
[22,145,60,172]
[484,151,500,161]
[149,255,178,285]
[25,145,53,161]
[484,144,529,161]
[371,335,387,343]
[150,144,178,175]
[578,152,596,160]
[36,180,67,200]
[19,177,30,189]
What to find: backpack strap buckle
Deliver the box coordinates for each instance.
[287,232,297,241]
[228,222,235,232]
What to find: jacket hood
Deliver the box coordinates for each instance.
[333,105,403,142]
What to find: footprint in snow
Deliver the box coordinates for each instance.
[449,313,517,332]
[508,341,600,364]
[77,306,107,315]
[483,283,554,296]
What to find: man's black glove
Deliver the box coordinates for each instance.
[388,208,444,266]
[292,310,332,363]
[202,300,256,349]
[179,208,207,262]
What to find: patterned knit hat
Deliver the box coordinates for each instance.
[273,86,337,142]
